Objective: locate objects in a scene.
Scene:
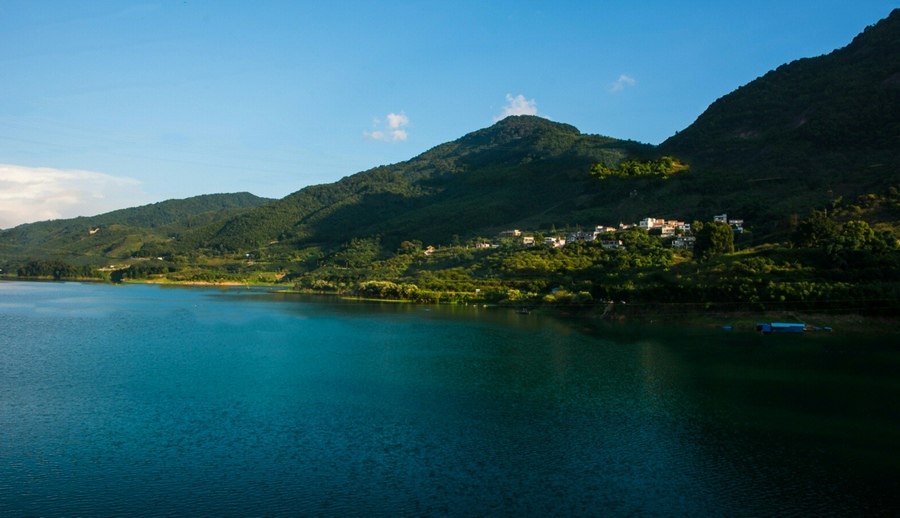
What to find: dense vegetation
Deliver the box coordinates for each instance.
[589,156,687,180]
[289,194,899,317]
[15,260,100,280]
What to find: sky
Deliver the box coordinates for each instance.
[1,1,898,228]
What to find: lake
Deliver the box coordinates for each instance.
[1,280,898,516]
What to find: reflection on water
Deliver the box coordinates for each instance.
[1,281,898,516]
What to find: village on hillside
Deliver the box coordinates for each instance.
[474,214,745,253]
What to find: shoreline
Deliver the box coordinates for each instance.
[4,277,898,333]
[133,279,254,287]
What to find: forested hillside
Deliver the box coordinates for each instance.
[184,116,655,253]
[658,8,900,221]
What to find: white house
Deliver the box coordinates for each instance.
[566,231,598,243]
[544,237,566,248]
[672,236,696,249]
[601,240,624,249]
[639,217,658,229]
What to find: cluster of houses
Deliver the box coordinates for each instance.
[493,213,744,251]
[713,214,744,233]
[422,213,745,255]
[550,225,624,249]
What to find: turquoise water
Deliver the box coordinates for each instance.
[1,281,898,516]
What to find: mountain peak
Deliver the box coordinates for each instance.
[452,115,581,149]
[489,115,580,136]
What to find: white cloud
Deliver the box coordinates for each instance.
[610,74,636,93]
[494,94,542,121]
[386,113,409,129]
[364,112,409,142]
[0,164,147,229]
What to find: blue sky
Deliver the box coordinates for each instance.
[1,0,897,228]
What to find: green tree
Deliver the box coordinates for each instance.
[792,210,838,247]
[824,220,898,266]
[833,220,875,251]
[398,240,423,255]
[694,221,735,261]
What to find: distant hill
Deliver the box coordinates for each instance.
[658,8,900,221]
[0,192,271,263]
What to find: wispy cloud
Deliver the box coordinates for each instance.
[494,94,540,121]
[364,112,409,142]
[0,164,148,228]
[609,74,636,93]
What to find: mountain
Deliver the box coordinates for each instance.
[186,116,654,252]
[3,10,899,263]
[658,8,900,219]
[0,192,271,263]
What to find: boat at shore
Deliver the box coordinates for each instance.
[755,322,805,333]
[755,322,833,333]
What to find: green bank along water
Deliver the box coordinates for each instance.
[1,280,898,516]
